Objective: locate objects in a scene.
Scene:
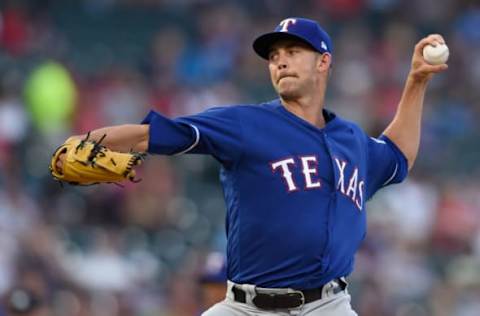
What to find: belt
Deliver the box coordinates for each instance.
[231,278,347,310]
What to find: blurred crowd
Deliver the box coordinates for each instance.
[0,0,479,315]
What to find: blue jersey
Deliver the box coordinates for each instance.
[141,99,408,290]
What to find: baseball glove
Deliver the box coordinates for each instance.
[49,133,146,185]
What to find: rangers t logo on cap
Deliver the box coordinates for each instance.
[253,17,333,60]
[279,18,297,32]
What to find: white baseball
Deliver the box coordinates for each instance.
[422,43,449,65]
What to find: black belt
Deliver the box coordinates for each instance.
[232,278,347,310]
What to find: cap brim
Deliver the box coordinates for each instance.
[253,32,317,60]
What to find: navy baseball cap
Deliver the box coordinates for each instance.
[253,17,332,60]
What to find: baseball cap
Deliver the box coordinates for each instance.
[253,17,332,60]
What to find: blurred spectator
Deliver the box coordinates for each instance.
[24,61,77,136]
[0,69,28,147]
[3,288,46,316]
[197,252,227,313]
[0,2,31,57]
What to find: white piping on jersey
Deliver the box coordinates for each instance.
[371,137,398,186]
[370,137,386,144]
[383,163,398,186]
[174,124,200,156]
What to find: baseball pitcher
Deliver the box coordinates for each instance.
[50,17,448,315]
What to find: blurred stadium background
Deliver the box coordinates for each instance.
[0,0,479,315]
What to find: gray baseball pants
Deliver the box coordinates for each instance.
[202,280,358,316]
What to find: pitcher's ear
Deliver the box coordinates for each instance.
[317,53,332,72]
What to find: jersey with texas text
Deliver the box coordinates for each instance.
[141,99,408,290]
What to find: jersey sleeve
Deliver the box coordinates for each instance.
[366,134,408,199]
[141,106,243,166]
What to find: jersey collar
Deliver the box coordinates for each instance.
[269,98,339,131]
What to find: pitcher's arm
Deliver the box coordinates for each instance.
[73,124,150,153]
[383,34,448,170]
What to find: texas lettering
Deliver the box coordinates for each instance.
[270,156,364,210]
